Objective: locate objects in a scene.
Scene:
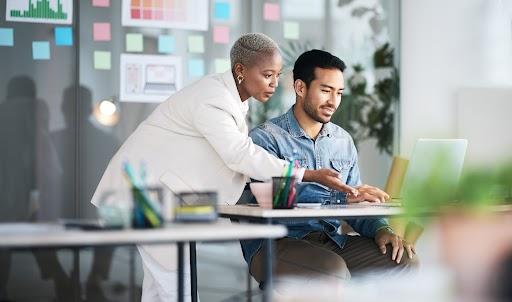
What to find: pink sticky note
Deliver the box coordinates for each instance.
[93,23,111,41]
[213,26,230,44]
[92,0,110,7]
[263,3,280,21]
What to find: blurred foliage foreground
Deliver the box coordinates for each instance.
[402,155,512,219]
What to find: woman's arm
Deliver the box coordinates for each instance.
[303,169,358,196]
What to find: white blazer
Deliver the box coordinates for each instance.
[91,70,287,301]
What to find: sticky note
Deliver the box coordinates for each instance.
[55,27,73,46]
[126,33,143,52]
[214,1,230,20]
[213,26,229,44]
[263,3,280,21]
[94,51,111,70]
[0,28,14,47]
[214,59,230,73]
[92,0,110,7]
[188,59,205,77]
[284,21,299,40]
[158,35,175,53]
[93,22,111,41]
[188,35,204,53]
[32,41,50,60]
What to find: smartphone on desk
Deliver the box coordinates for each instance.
[58,218,111,230]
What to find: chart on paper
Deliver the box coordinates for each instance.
[120,54,183,103]
[121,0,208,30]
[6,0,73,24]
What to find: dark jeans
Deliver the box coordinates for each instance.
[250,232,418,283]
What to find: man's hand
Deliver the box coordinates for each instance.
[347,184,390,203]
[402,239,416,259]
[375,228,407,264]
[303,168,359,197]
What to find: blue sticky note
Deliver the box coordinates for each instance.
[32,41,50,60]
[214,1,230,20]
[0,28,14,47]
[55,27,73,46]
[188,59,205,77]
[158,35,175,54]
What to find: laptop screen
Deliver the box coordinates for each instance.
[400,139,468,203]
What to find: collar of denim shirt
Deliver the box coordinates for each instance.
[284,106,334,139]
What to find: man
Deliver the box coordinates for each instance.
[241,50,417,283]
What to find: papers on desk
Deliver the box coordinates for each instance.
[322,202,402,209]
[296,203,322,209]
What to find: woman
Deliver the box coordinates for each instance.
[92,33,356,301]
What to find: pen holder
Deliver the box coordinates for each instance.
[131,186,164,229]
[272,176,297,209]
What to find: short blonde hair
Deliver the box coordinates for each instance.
[230,33,279,69]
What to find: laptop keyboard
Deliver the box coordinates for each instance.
[322,202,402,208]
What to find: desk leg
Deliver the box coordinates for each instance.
[263,238,273,302]
[177,242,184,302]
[263,219,274,302]
[247,268,252,302]
[190,242,197,302]
[129,246,135,302]
[72,248,81,301]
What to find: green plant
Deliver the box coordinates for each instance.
[331,43,399,155]
[402,156,512,220]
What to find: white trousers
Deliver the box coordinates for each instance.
[138,244,192,302]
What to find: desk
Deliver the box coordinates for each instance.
[219,204,404,221]
[219,204,404,301]
[0,222,287,302]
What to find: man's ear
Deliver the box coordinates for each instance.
[294,79,307,98]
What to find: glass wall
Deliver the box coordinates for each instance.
[0,0,399,300]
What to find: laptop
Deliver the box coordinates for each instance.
[324,138,468,208]
[143,64,177,94]
[393,138,468,205]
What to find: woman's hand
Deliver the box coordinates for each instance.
[303,168,359,197]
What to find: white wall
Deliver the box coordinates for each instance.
[400,0,512,157]
[456,87,512,166]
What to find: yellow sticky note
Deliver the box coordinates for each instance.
[94,51,111,70]
[188,35,204,53]
[126,33,143,52]
[214,59,230,73]
[284,22,300,40]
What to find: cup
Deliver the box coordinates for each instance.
[249,182,273,209]
[272,176,297,209]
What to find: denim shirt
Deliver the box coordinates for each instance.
[240,107,389,265]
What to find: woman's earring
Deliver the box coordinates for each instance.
[237,74,244,84]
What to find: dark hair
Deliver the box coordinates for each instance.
[293,49,346,87]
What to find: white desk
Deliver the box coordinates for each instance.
[0,222,287,302]
[219,204,404,220]
[0,222,286,247]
